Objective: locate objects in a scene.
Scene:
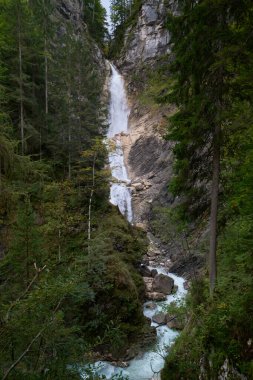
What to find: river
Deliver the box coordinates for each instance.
[81,64,186,380]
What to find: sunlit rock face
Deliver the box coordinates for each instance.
[118,0,177,70]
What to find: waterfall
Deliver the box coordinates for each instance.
[81,65,187,380]
[107,64,133,223]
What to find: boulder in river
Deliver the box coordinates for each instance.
[151,268,158,278]
[145,302,157,310]
[152,273,174,295]
[183,281,190,290]
[152,312,167,325]
[143,277,153,292]
[166,314,185,330]
[140,264,152,277]
[172,285,178,294]
[146,292,167,301]
[111,361,129,368]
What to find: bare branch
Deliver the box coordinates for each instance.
[3,298,63,380]
[5,264,46,321]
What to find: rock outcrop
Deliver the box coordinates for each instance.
[166,315,184,330]
[54,0,84,30]
[120,105,175,228]
[143,271,175,297]
[118,0,204,279]
[118,0,170,71]
[146,292,167,301]
[152,273,174,294]
[152,312,167,325]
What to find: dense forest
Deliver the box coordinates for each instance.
[161,1,253,378]
[0,1,147,378]
[0,0,253,379]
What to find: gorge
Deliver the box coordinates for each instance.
[85,63,187,379]
[0,0,252,379]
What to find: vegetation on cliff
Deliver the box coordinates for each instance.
[109,0,142,58]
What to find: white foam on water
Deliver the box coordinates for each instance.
[107,64,133,223]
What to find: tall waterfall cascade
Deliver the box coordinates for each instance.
[107,64,133,223]
[82,65,187,380]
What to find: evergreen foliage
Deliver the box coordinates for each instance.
[0,1,147,378]
[108,0,142,58]
[158,0,253,377]
[83,0,108,46]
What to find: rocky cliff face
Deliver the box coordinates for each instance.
[118,0,177,71]
[54,0,83,28]
[118,0,205,278]
[117,0,175,228]
[121,101,175,229]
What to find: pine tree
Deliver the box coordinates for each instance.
[166,0,252,293]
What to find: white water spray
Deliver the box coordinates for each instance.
[107,64,133,223]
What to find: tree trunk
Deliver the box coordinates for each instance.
[18,7,24,155]
[209,123,220,295]
[44,38,48,117]
[0,156,1,192]
[68,122,71,179]
[58,228,61,262]
[92,0,95,23]
[88,155,96,250]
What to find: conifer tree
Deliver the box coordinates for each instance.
[167,0,246,293]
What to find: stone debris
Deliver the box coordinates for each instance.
[146,292,167,301]
[165,259,172,268]
[152,273,174,295]
[140,264,152,277]
[152,312,167,325]
[132,182,144,191]
[151,268,158,278]
[147,246,160,257]
[143,277,153,292]
[145,302,157,310]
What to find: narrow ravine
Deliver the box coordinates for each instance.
[83,65,187,380]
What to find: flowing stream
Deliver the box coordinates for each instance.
[82,65,187,380]
[90,268,187,380]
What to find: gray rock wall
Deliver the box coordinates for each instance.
[118,0,178,71]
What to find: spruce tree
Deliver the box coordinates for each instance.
[166,0,248,293]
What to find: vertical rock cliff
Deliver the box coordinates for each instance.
[118,0,174,227]
[117,0,204,277]
[118,0,171,70]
